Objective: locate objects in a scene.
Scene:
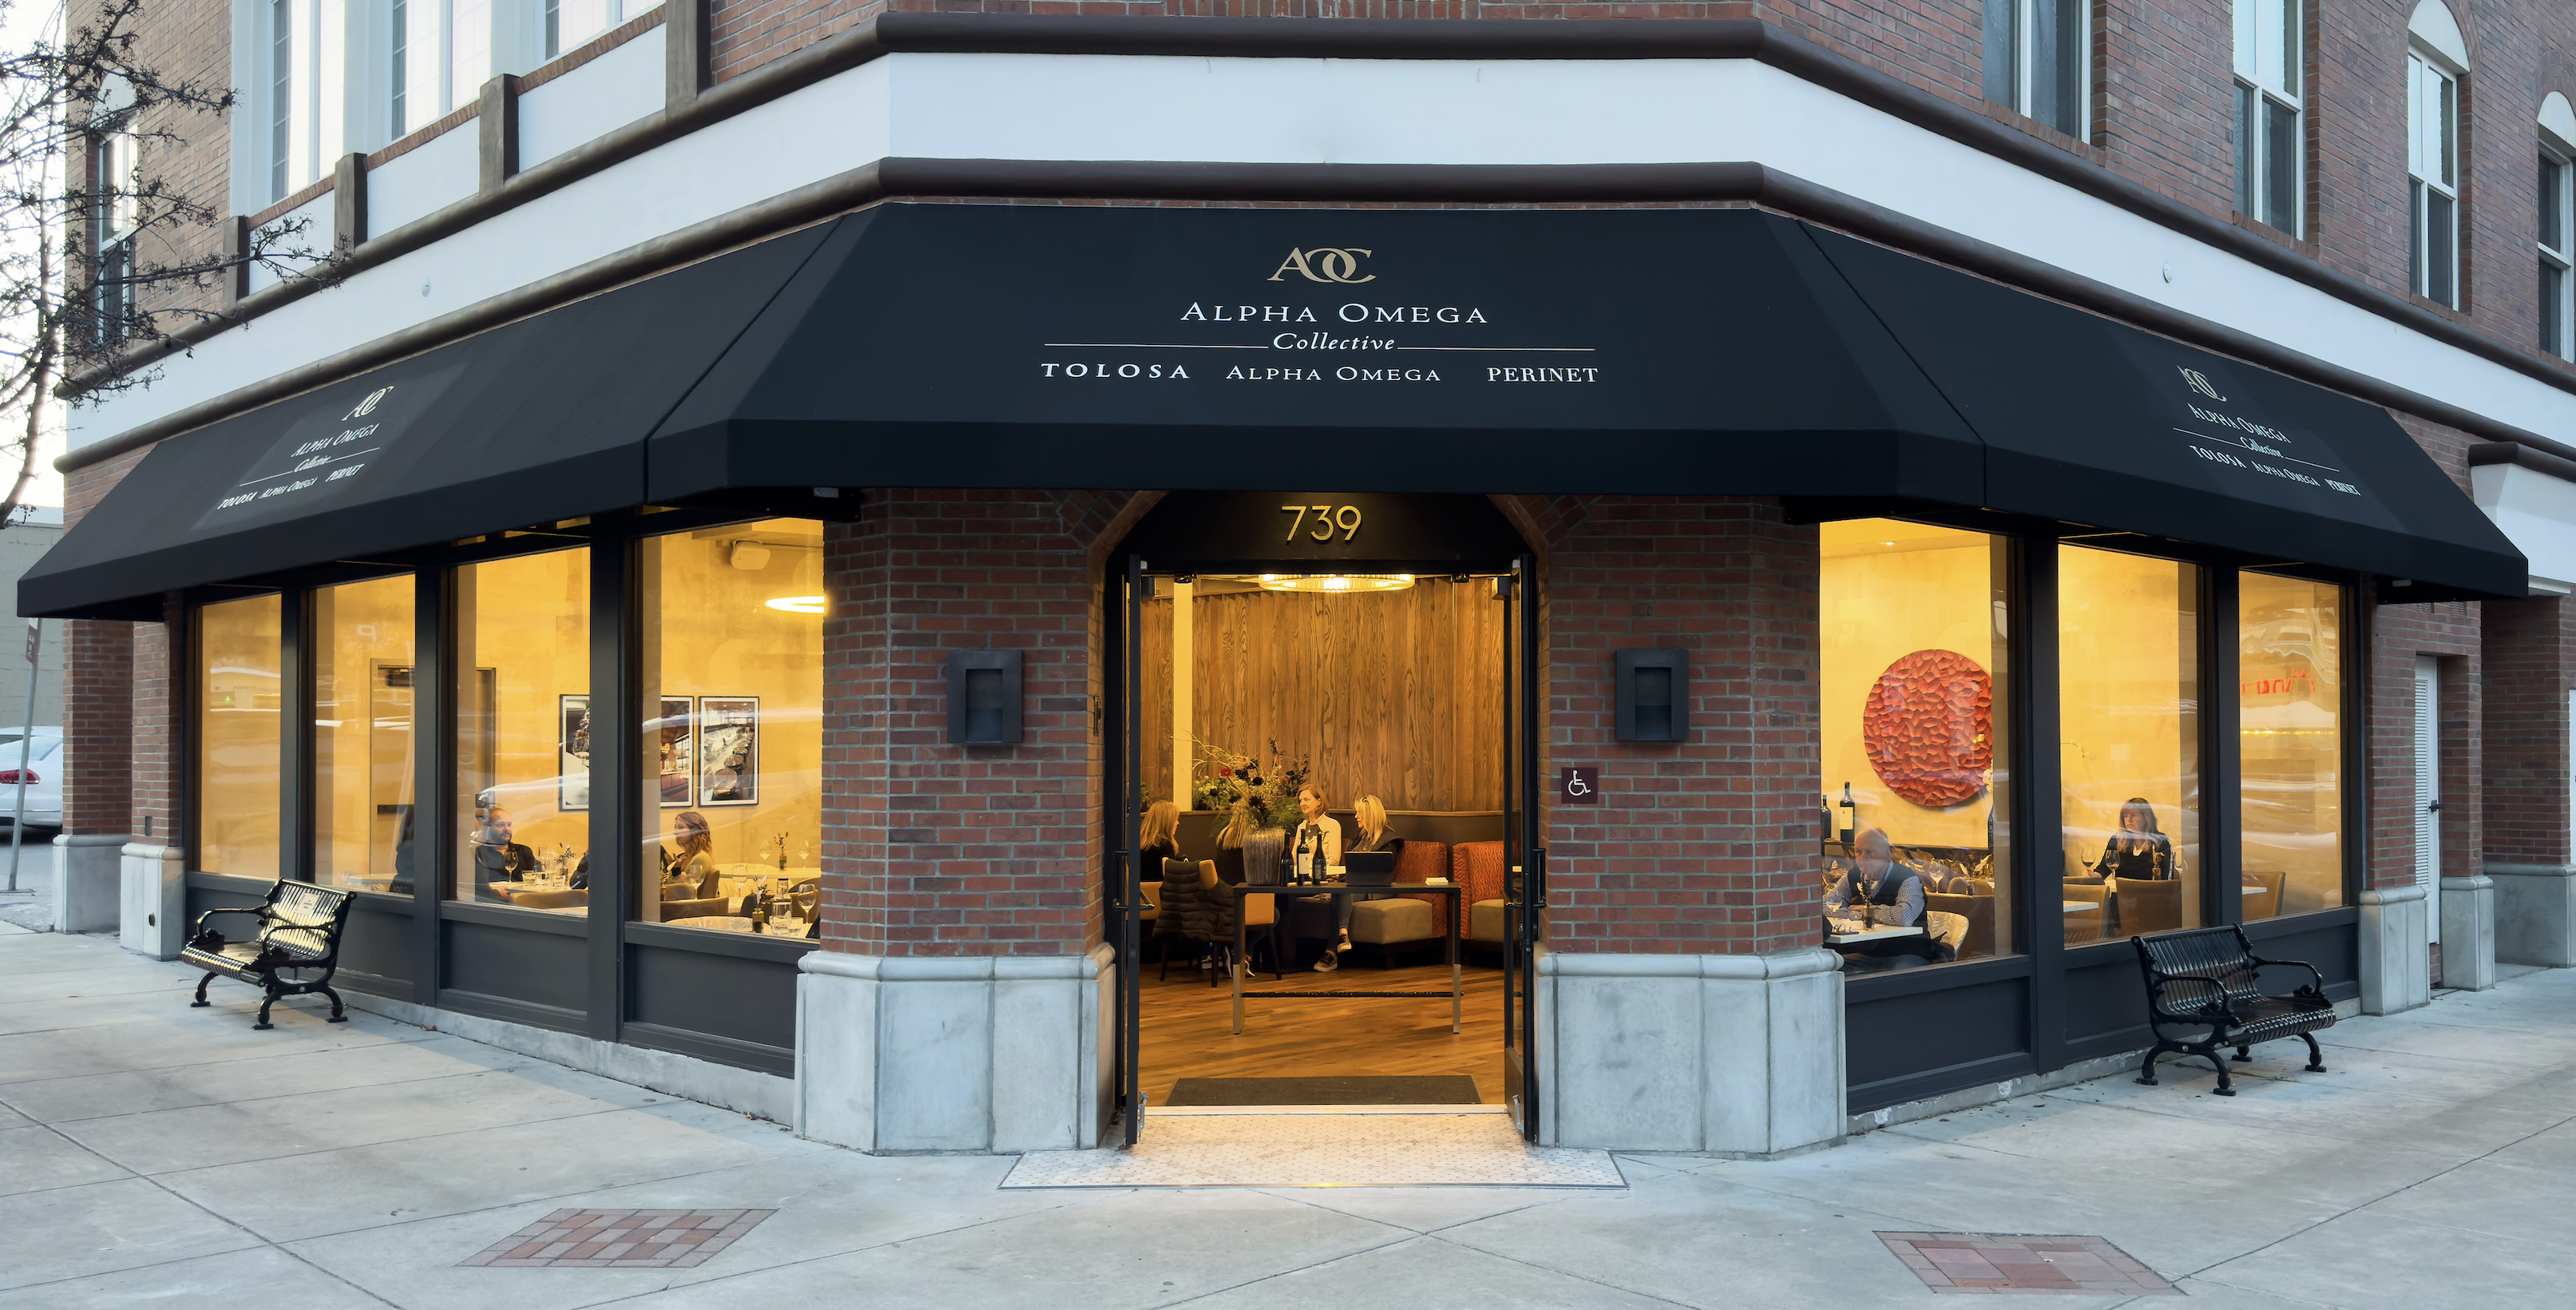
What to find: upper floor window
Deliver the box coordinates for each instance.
[390,0,409,137]
[248,0,663,211]
[2542,93,2575,359]
[2233,0,2302,236]
[87,74,140,346]
[268,0,291,202]
[1983,0,2087,140]
[2408,2,2469,308]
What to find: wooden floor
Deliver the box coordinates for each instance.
[1138,949,1509,1106]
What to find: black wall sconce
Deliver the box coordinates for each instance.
[946,650,1024,744]
[1615,649,1689,742]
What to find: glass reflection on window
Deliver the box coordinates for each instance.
[1817,519,2013,972]
[452,547,590,913]
[198,594,283,876]
[636,518,825,939]
[315,576,416,893]
[2060,545,2201,945]
[2240,573,2343,920]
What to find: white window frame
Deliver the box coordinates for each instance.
[89,117,139,344]
[2408,42,2466,308]
[2540,141,2573,359]
[2233,0,2303,236]
[1985,0,2090,141]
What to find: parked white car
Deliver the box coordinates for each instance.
[0,727,63,834]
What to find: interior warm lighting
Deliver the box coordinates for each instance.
[765,595,827,613]
[1257,574,1415,593]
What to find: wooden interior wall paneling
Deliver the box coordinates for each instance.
[1142,584,1502,812]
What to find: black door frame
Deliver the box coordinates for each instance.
[1101,542,1538,1141]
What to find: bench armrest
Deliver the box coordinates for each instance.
[2249,955,2328,996]
[2144,975,2240,1027]
[189,904,270,939]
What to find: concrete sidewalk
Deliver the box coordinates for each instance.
[1,926,2569,1309]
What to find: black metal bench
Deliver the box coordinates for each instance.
[2134,925,2335,1096]
[182,879,357,1030]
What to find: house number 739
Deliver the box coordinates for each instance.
[1282,504,1363,542]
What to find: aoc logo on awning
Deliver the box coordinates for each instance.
[2178,367,2225,401]
[1268,248,1376,284]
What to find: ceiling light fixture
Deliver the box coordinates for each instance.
[1256,574,1415,594]
[765,596,827,613]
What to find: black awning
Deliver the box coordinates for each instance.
[31,200,2523,617]
[1803,227,2526,598]
[644,204,1986,504]
[20,225,834,619]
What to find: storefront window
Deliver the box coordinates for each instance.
[2060,546,2201,945]
[453,548,590,912]
[2240,573,2344,921]
[1819,520,2012,969]
[315,577,416,893]
[197,594,283,876]
[636,518,824,938]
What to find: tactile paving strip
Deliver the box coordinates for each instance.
[1001,1110,1625,1189]
[1877,1233,2179,1295]
[462,1208,775,1268]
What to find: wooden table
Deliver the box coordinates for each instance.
[1232,881,1464,1036]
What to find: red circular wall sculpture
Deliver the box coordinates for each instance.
[1863,649,1994,808]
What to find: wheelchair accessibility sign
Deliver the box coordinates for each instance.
[1559,767,1599,806]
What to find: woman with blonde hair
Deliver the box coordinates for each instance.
[658,811,718,899]
[1139,800,1183,880]
[1350,796,1404,856]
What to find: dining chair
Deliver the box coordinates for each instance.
[2064,881,2109,944]
[512,888,587,910]
[2244,869,2286,922]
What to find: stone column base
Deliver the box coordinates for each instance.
[116,844,183,958]
[796,945,1115,1153]
[51,834,129,935]
[2358,884,2431,1014]
[2487,863,2576,967]
[2437,875,2496,990]
[1534,945,1845,1157]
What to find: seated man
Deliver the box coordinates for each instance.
[1825,828,1936,960]
[471,808,539,903]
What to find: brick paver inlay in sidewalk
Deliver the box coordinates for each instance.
[462,1209,777,1267]
[1877,1233,2180,1295]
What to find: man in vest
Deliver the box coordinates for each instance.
[1826,828,1936,962]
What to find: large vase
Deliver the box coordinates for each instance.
[1242,828,1286,887]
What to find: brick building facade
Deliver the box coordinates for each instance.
[29,2,2576,1157]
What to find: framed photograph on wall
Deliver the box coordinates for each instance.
[696,697,759,806]
[654,696,695,807]
[559,695,592,812]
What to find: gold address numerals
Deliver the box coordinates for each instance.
[1282,504,1364,542]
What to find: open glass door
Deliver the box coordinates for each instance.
[1116,558,1147,1145]
[1499,557,1544,1139]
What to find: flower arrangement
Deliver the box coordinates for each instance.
[1189,736,1310,832]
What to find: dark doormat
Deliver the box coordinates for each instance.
[1164,1075,1482,1106]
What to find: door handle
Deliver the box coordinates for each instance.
[2427,800,2443,812]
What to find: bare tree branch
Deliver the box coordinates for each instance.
[0,0,333,525]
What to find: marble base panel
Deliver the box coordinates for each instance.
[2487,863,2576,967]
[113,842,182,957]
[796,945,1115,1154]
[1533,945,1845,1157]
[2358,883,2432,1014]
[49,834,128,936]
[2437,875,2497,990]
